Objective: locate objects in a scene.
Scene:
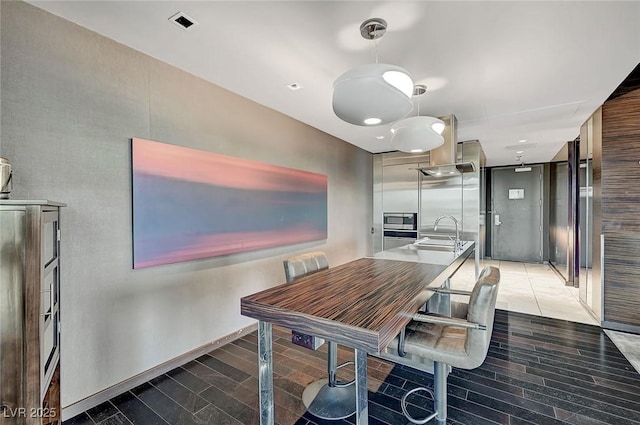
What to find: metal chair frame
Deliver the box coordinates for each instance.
[283,252,356,420]
[393,266,500,425]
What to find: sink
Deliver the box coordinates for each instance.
[415,239,455,247]
[405,243,456,252]
[370,240,474,265]
[413,237,457,251]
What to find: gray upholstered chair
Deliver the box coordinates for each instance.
[283,251,356,420]
[390,266,500,424]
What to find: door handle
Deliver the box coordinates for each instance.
[494,214,502,226]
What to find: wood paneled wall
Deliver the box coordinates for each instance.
[601,85,640,330]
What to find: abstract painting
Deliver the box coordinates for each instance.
[131,138,327,268]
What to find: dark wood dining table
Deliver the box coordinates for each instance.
[240,243,474,425]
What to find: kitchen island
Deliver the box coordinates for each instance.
[240,241,474,425]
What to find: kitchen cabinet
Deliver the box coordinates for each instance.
[600,87,640,330]
[381,162,420,214]
[372,152,428,253]
[602,232,640,326]
[0,200,65,424]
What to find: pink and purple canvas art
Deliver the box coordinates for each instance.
[132,138,327,268]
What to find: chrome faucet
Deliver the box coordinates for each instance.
[433,215,461,251]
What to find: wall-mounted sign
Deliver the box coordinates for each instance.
[508,189,525,200]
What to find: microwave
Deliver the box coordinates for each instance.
[383,212,417,230]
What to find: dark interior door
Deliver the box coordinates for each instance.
[491,166,543,262]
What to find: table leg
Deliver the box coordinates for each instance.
[354,349,369,425]
[258,321,274,425]
[443,277,451,316]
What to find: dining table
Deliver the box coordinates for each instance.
[240,241,475,425]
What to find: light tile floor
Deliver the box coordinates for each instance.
[450,260,640,373]
[605,329,640,373]
[449,260,598,325]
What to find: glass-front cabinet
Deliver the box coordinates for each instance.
[0,200,65,424]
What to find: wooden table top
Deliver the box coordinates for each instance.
[241,246,473,353]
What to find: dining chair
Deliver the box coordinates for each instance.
[283,251,356,420]
[390,266,501,424]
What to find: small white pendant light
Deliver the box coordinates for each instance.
[332,18,414,126]
[391,85,445,153]
[391,116,445,153]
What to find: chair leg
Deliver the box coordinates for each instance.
[302,341,357,420]
[433,361,448,425]
[400,362,450,424]
[328,340,338,386]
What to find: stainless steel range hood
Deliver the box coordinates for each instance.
[416,115,475,177]
[417,162,476,176]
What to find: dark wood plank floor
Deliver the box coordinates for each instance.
[64,310,640,425]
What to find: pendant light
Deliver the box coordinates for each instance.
[332,18,414,126]
[390,85,445,153]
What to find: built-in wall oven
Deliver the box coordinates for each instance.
[383,212,418,250]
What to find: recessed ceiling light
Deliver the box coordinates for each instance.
[287,83,303,91]
[169,12,198,30]
[505,143,537,151]
[516,150,523,154]
[518,139,527,143]
[376,135,385,140]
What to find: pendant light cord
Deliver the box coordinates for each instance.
[375,38,379,64]
[369,38,380,64]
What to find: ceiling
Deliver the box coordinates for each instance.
[29,1,640,166]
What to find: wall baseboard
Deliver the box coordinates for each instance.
[61,323,258,421]
[579,299,601,325]
[548,261,570,285]
[602,320,640,335]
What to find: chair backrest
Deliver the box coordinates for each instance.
[283,251,329,283]
[464,266,500,368]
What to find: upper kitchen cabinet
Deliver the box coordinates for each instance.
[380,154,425,214]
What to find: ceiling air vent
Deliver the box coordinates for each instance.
[169,12,198,30]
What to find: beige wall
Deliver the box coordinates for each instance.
[0,1,372,410]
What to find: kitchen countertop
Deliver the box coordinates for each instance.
[369,240,475,266]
